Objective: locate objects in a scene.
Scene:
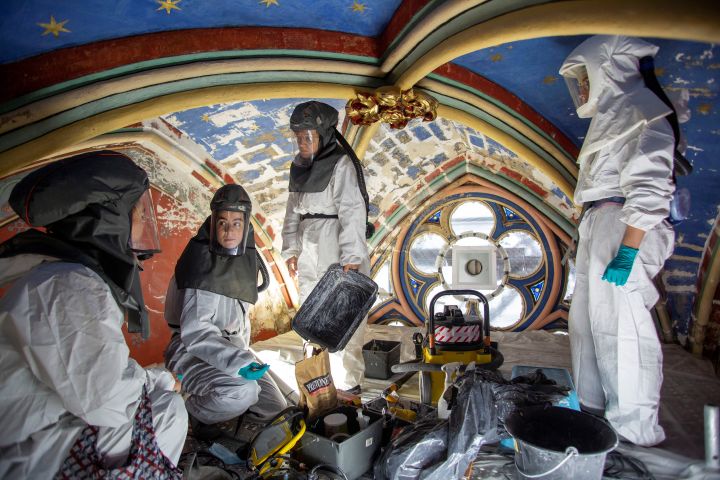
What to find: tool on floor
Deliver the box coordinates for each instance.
[246,406,306,478]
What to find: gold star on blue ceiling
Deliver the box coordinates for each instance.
[37,16,70,37]
[351,1,366,13]
[156,0,181,14]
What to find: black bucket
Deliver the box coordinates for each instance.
[505,406,618,479]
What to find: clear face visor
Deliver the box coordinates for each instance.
[291,129,321,167]
[564,66,591,111]
[210,208,250,256]
[129,189,161,257]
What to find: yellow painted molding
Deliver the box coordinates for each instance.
[397,0,720,88]
[0,82,360,178]
[352,122,381,161]
[438,104,575,200]
[692,242,720,354]
[419,77,578,176]
[380,0,489,73]
[1,59,382,136]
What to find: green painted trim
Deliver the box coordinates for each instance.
[108,127,145,134]
[380,0,446,62]
[426,89,577,186]
[426,170,453,191]
[368,224,388,249]
[387,204,410,226]
[0,49,380,115]
[388,0,549,83]
[0,71,384,153]
[426,72,576,163]
[200,164,223,183]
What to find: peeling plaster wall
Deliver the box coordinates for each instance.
[364,117,576,230]
[162,98,347,252]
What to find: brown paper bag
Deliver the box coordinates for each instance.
[295,345,337,419]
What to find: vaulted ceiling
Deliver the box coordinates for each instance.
[1,0,719,338]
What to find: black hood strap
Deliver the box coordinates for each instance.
[335,129,374,239]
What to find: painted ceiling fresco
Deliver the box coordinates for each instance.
[0,0,718,341]
[0,0,403,63]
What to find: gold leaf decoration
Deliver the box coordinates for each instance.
[346,87,438,129]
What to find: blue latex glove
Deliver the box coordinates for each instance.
[602,244,639,286]
[238,362,270,380]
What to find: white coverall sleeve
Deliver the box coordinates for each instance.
[8,265,145,428]
[178,288,255,376]
[618,119,675,231]
[331,157,367,267]
[281,192,301,259]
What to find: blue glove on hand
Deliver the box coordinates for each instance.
[602,244,639,286]
[238,362,270,380]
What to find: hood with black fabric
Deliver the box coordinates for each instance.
[0,150,153,338]
[174,217,259,304]
[288,101,344,193]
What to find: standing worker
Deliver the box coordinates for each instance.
[165,184,287,438]
[560,36,678,446]
[0,151,187,477]
[281,101,371,390]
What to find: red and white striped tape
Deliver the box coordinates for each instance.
[434,325,481,343]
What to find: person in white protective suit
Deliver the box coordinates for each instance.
[165,184,287,434]
[281,101,372,390]
[560,36,678,446]
[0,151,187,478]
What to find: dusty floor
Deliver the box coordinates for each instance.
[178,324,719,478]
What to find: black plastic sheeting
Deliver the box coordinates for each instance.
[373,368,571,479]
[373,417,449,480]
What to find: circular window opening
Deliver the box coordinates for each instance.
[499,231,543,277]
[450,201,495,237]
[409,232,447,274]
[489,286,524,329]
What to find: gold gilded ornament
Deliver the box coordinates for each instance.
[346,87,438,129]
[345,92,380,126]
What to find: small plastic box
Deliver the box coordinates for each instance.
[362,339,401,380]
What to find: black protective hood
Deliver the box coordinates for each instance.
[288,143,345,193]
[289,101,344,193]
[2,150,152,337]
[175,217,259,304]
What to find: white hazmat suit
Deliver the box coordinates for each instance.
[282,154,371,389]
[0,255,187,478]
[165,278,287,424]
[560,36,676,446]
